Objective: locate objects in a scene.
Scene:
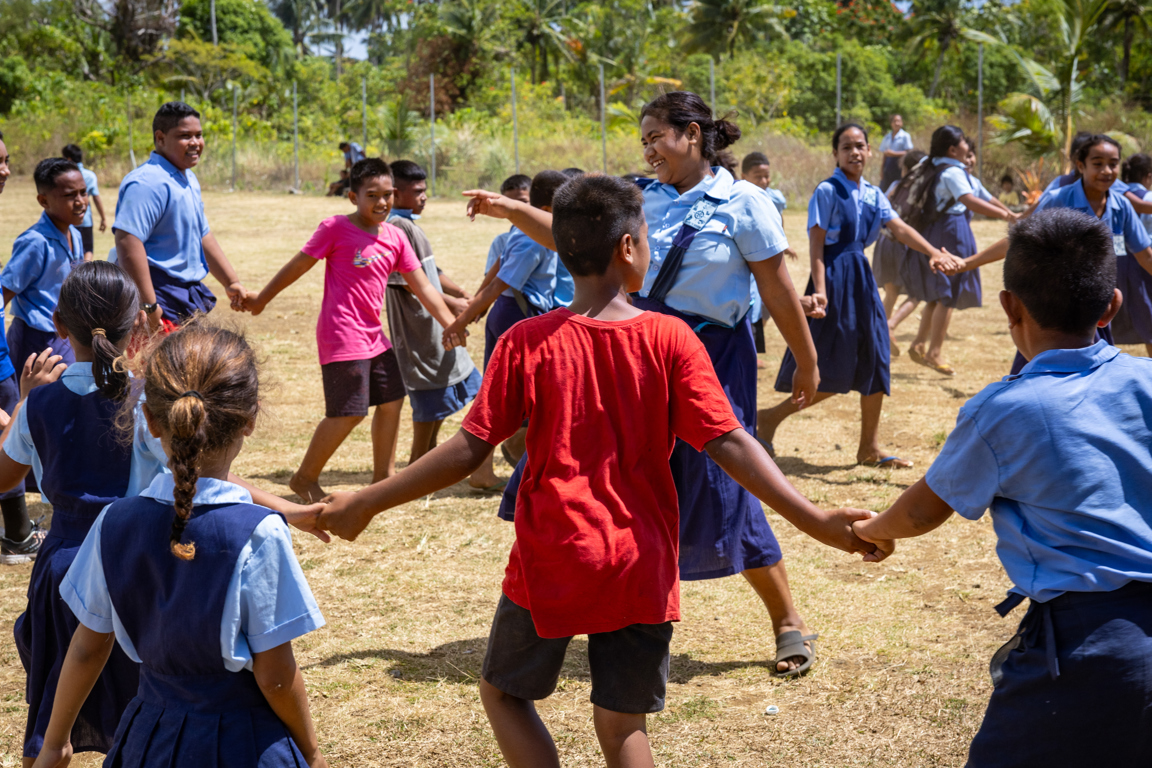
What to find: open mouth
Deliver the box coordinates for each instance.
[650,158,666,171]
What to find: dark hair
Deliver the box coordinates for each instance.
[561,167,584,178]
[33,157,80,194]
[929,125,967,159]
[1068,131,1094,159]
[831,123,869,152]
[1000,174,1014,185]
[501,174,531,194]
[903,149,926,171]
[390,159,427,185]
[741,152,770,173]
[529,170,567,209]
[1121,153,1152,184]
[1004,208,1116,335]
[152,102,201,135]
[61,144,84,163]
[1075,134,1121,166]
[552,175,644,277]
[639,91,741,165]
[339,141,350,150]
[140,323,260,560]
[56,262,139,401]
[350,157,392,192]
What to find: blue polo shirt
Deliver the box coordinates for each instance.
[113,152,210,283]
[763,187,787,214]
[2,212,82,332]
[932,157,974,214]
[1033,181,1151,256]
[77,163,100,229]
[879,129,914,154]
[926,342,1152,602]
[807,167,897,247]
[497,227,562,312]
[639,167,789,327]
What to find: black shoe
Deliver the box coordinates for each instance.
[1,520,45,564]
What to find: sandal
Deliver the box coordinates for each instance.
[755,436,776,459]
[889,337,901,357]
[860,456,913,469]
[909,348,955,377]
[773,630,818,678]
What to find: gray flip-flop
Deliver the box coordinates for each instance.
[772,630,818,678]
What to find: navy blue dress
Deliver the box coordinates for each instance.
[871,229,906,289]
[776,174,891,396]
[101,497,308,767]
[13,381,138,758]
[899,174,982,310]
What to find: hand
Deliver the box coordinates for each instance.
[790,363,819,410]
[244,293,269,316]
[799,293,827,318]
[463,190,516,221]
[98,218,107,233]
[444,295,470,317]
[31,741,73,767]
[0,407,9,429]
[279,501,331,543]
[145,303,165,333]
[783,247,799,262]
[442,318,467,351]
[20,348,67,399]
[852,517,896,563]
[317,491,371,541]
[226,282,248,312]
[815,508,885,559]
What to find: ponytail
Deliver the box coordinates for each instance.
[56,261,139,401]
[167,390,207,560]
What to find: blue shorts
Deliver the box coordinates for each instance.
[6,318,74,372]
[408,368,481,423]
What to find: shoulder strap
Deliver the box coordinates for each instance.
[648,193,726,304]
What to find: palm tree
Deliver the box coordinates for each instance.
[516,0,574,83]
[683,0,791,59]
[906,0,969,99]
[1102,0,1152,85]
[441,0,506,58]
[272,0,325,54]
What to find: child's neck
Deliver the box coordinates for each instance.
[1018,327,1099,362]
[567,277,643,322]
[47,212,72,239]
[347,211,383,234]
[1081,180,1108,216]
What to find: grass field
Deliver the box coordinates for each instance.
[0,178,1137,767]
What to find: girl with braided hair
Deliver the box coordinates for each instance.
[32,323,329,768]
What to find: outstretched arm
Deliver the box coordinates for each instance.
[203,232,247,311]
[227,474,330,543]
[246,252,318,315]
[253,642,327,768]
[1125,191,1152,216]
[463,191,556,251]
[442,278,510,346]
[959,237,1009,272]
[705,429,883,560]
[401,268,466,349]
[885,218,963,273]
[960,193,1016,222]
[852,477,954,559]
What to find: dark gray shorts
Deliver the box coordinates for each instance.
[320,350,406,418]
[481,594,673,714]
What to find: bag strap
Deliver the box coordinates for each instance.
[648,192,726,304]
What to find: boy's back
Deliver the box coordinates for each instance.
[462,309,741,638]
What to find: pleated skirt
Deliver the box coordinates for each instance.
[871,231,907,288]
[1112,255,1152,344]
[899,213,982,309]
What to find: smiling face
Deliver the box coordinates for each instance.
[945,137,970,162]
[833,127,871,181]
[394,179,428,215]
[38,169,88,228]
[0,138,9,195]
[743,164,772,190]
[155,116,205,171]
[640,115,703,187]
[1077,141,1121,196]
[891,114,903,133]
[349,174,395,224]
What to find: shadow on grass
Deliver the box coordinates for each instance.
[250,470,506,502]
[306,638,773,686]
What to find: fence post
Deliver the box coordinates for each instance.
[429,74,436,198]
[126,90,137,168]
[709,58,716,113]
[835,52,842,126]
[362,76,368,151]
[977,43,984,181]
[511,67,520,173]
[293,81,300,192]
[599,64,607,174]
[231,85,238,192]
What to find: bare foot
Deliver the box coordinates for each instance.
[468,472,504,489]
[857,451,913,469]
[289,473,326,504]
[756,358,766,370]
[774,620,814,673]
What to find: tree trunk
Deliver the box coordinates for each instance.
[1121,18,1133,86]
[541,39,549,82]
[335,0,343,78]
[928,42,948,98]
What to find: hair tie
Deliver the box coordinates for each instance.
[179,390,204,401]
[92,328,106,337]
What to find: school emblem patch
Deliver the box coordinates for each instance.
[1114,235,1127,256]
[861,186,878,207]
[685,197,720,230]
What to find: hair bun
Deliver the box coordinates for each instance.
[714,118,742,151]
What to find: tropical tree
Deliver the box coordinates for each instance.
[271,0,326,54]
[515,0,575,83]
[906,0,970,99]
[683,0,792,59]
[1102,0,1152,85]
[74,0,180,67]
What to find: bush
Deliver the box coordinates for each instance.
[0,55,30,115]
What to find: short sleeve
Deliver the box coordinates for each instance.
[60,511,116,633]
[1033,191,1056,212]
[391,229,422,274]
[497,235,545,291]
[2,400,36,467]
[485,234,505,274]
[939,167,975,203]
[301,219,335,260]
[732,185,788,262]
[113,180,166,243]
[897,133,914,151]
[462,335,526,446]
[667,328,742,450]
[924,409,1001,520]
[876,189,898,223]
[1122,199,1152,253]
[879,134,892,153]
[807,182,836,233]
[1,234,47,295]
[86,172,100,197]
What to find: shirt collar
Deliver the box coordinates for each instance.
[391,208,418,220]
[832,167,863,191]
[1016,340,1119,376]
[35,211,77,254]
[149,151,188,182]
[932,157,965,169]
[1065,180,1122,220]
[140,474,254,506]
[654,166,734,204]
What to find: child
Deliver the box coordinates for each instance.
[383,160,495,489]
[482,174,532,280]
[853,208,1152,767]
[879,114,914,191]
[318,174,880,768]
[3,158,86,368]
[1123,152,1152,236]
[740,152,787,212]
[60,144,105,260]
[245,158,461,502]
[997,174,1021,211]
[760,124,960,470]
[31,324,329,768]
[874,149,928,331]
[326,169,350,197]
[965,149,1014,219]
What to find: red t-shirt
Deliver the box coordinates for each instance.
[463,309,742,638]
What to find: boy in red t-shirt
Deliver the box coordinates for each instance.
[244,158,461,502]
[318,175,882,768]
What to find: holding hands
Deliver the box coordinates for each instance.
[929,247,966,275]
[800,293,828,318]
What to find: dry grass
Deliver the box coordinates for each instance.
[0,178,1143,767]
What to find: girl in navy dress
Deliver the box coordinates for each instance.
[31,324,329,768]
[760,124,960,470]
[1118,153,1152,355]
[898,126,1017,375]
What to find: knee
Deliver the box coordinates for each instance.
[592,706,647,746]
[480,678,524,711]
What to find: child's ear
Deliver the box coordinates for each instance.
[1098,288,1123,328]
[141,404,162,439]
[347,188,357,205]
[999,289,1025,329]
[541,205,552,213]
[242,416,257,438]
[51,311,68,342]
[616,233,635,266]
[36,193,48,211]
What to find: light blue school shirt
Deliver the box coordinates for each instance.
[970,176,994,202]
[926,342,1152,602]
[1033,181,1151,256]
[113,152,210,283]
[879,129,914,154]
[61,474,325,672]
[497,226,560,312]
[1139,189,1152,236]
[762,187,787,214]
[485,230,512,275]
[77,163,100,229]
[639,167,789,327]
[807,167,898,248]
[2,212,82,332]
[344,142,366,165]
[3,364,169,495]
[932,157,974,214]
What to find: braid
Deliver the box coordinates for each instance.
[167,393,207,560]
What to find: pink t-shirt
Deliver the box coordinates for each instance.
[301,215,421,364]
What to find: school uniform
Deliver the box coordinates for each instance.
[879,128,914,191]
[485,227,564,368]
[899,158,982,309]
[871,180,907,288]
[776,169,893,396]
[2,211,82,367]
[8,365,168,757]
[77,162,100,254]
[926,343,1152,766]
[748,187,786,351]
[485,229,513,275]
[61,475,325,767]
[113,153,215,322]
[1131,182,1152,236]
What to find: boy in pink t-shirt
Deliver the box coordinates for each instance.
[247,158,461,502]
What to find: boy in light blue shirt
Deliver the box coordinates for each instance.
[61,144,105,260]
[854,208,1152,767]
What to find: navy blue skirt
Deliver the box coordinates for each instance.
[484,294,532,369]
[776,249,891,397]
[871,232,906,288]
[6,317,75,372]
[1112,255,1152,345]
[150,267,217,323]
[15,512,139,757]
[0,374,24,501]
[107,667,306,767]
[899,213,982,309]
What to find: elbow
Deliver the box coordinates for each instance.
[254,661,297,698]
